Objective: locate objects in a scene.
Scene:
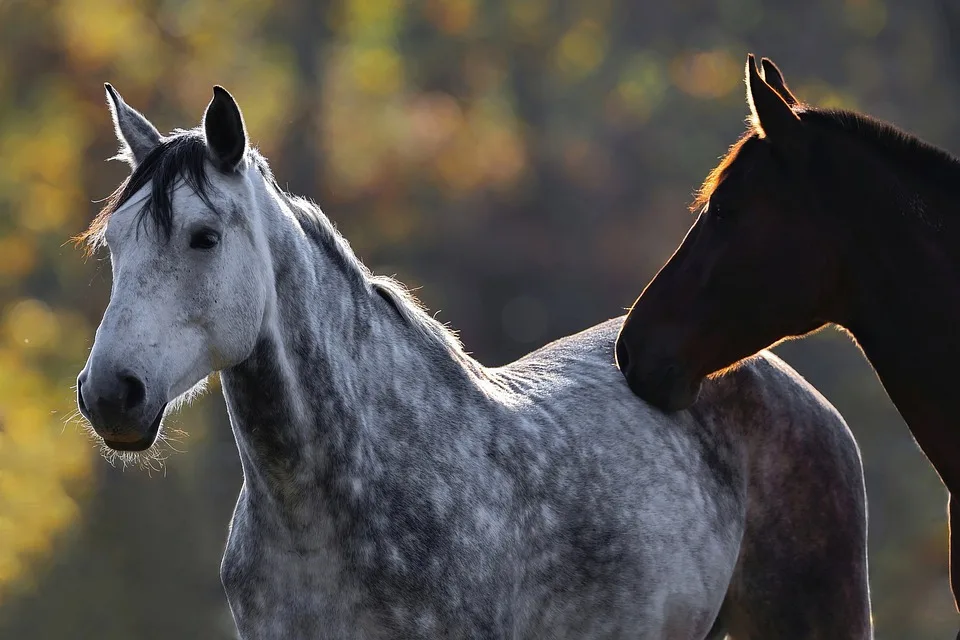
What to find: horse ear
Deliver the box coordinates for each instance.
[104,83,161,168]
[745,54,800,140]
[202,86,248,172]
[759,57,799,106]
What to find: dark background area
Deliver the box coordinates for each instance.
[0,0,957,636]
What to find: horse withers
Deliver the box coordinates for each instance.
[616,53,960,627]
[75,83,872,638]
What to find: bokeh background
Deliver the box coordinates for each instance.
[1,0,958,637]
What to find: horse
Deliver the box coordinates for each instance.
[614,53,960,629]
[75,82,872,639]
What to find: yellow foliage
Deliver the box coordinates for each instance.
[161,0,272,45]
[352,47,404,96]
[0,337,92,597]
[0,85,89,244]
[670,49,741,100]
[172,44,296,158]
[232,48,297,156]
[4,299,62,352]
[434,107,526,194]
[56,0,161,77]
[0,547,23,595]
[555,20,607,80]
[343,0,403,39]
[322,45,405,194]
[21,183,72,234]
[0,235,37,281]
[424,0,477,35]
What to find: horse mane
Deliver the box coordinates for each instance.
[691,106,960,212]
[78,128,467,360]
[690,129,756,212]
[802,108,960,190]
[276,187,467,359]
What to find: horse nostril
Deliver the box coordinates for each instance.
[119,372,146,411]
[76,374,90,417]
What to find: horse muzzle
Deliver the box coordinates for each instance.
[615,335,703,412]
[77,367,167,451]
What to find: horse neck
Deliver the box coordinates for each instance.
[841,173,960,489]
[219,193,480,512]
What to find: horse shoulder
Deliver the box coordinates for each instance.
[700,350,865,520]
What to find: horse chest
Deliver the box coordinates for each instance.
[218,469,737,640]
[220,489,367,639]
[219,484,505,639]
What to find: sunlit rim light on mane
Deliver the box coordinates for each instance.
[690,105,960,214]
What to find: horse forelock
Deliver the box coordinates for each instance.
[77,129,229,255]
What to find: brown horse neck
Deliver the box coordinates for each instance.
[843,219,960,490]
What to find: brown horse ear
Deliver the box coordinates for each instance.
[759,57,799,106]
[745,54,800,140]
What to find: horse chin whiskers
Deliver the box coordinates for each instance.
[169,375,212,413]
[95,436,171,476]
[65,396,190,476]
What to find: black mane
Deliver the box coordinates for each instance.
[82,130,220,251]
[79,127,364,286]
[802,108,960,192]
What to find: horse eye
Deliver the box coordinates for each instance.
[189,229,221,250]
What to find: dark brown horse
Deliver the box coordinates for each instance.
[615,54,960,625]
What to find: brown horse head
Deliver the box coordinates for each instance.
[616,55,851,411]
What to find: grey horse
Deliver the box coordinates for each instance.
[75,84,872,639]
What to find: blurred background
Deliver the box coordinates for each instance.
[0,0,958,637]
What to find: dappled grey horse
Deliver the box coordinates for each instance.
[75,85,873,639]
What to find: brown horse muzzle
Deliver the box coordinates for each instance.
[615,331,702,412]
